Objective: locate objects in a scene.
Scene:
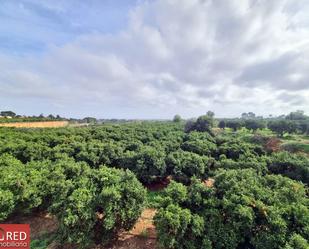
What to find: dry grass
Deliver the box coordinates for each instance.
[0,121,69,128]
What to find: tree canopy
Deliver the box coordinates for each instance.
[0,116,308,248]
[155,170,309,249]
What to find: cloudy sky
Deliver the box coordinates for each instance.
[0,0,309,119]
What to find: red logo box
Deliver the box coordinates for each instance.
[0,224,30,249]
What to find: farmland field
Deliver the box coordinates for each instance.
[0,120,69,128]
[0,116,308,249]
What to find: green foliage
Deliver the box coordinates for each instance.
[155,204,199,249]
[219,115,309,137]
[207,111,215,118]
[30,233,54,249]
[83,117,97,124]
[0,154,44,218]
[30,239,49,249]
[284,234,309,249]
[281,142,309,154]
[0,189,15,220]
[133,146,167,183]
[52,166,146,246]
[173,114,182,122]
[217,155,268,174]
[0,149,146,247]
[285,110,307,121]
[161,181,188,204]
[166,151,210,183]
[217,139,265,160]
[218,120,226,129]
[297,121,309,134]
[195,115,215,132]
[0,111,16,117]
[268,120,297,137]
[185,115,214,133]
[0,122,184,183]
[146,190,165,208]
[244,119,266,131]
[0,120,309,248]
[181,131,217,156]
[225,119,243,131]
[267,152,309,184]
[155,169,309,249]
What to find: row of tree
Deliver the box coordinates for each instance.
[173,110,309,136]
[218,118,309,136]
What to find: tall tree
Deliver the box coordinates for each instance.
[0,111,16,117]
[173,114,182,122]
[268,120,297,137]
[206,111,215,118]
[218,120,226,129]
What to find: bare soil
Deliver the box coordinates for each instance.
[101,209,158,249]
[144,176,171,191]
[0,121,69,128]
[6,209,158,249]
[265,137,282,152]
[5,212,58,240]
[203,177,215,188]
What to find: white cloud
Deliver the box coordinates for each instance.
[1,0,309,118]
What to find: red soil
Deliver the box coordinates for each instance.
[265,137,282,152]
[144,176,172,191]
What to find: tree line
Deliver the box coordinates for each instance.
[172,110,309,137]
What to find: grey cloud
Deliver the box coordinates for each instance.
[237,53,294,85]
[1,0,309,118]
[276,92,307,106]
[237,51,309,90]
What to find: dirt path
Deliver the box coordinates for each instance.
[4,212,58,240]
[102,208,158,249]
[7,209,159,249]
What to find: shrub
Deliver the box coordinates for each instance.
[52,166,146,247]
[225,119,243,131]
[268,120,297,137]
[217,139,264,160]
[0,189,15,220]
[185,115,214,133]
[155,169,309,249]
[267,152,309,184]
[281,142,309,154]
[284,234,309,249]
[133,146,167,183]
[181,131,217,156]
[155,204,204,249]
[217,155,268,174]
[0,154,43,217]
[244,119,266,131]
[166,150,210,183]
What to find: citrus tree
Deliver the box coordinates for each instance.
[155,169,309,249]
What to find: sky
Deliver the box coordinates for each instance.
[0,0,309,119]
